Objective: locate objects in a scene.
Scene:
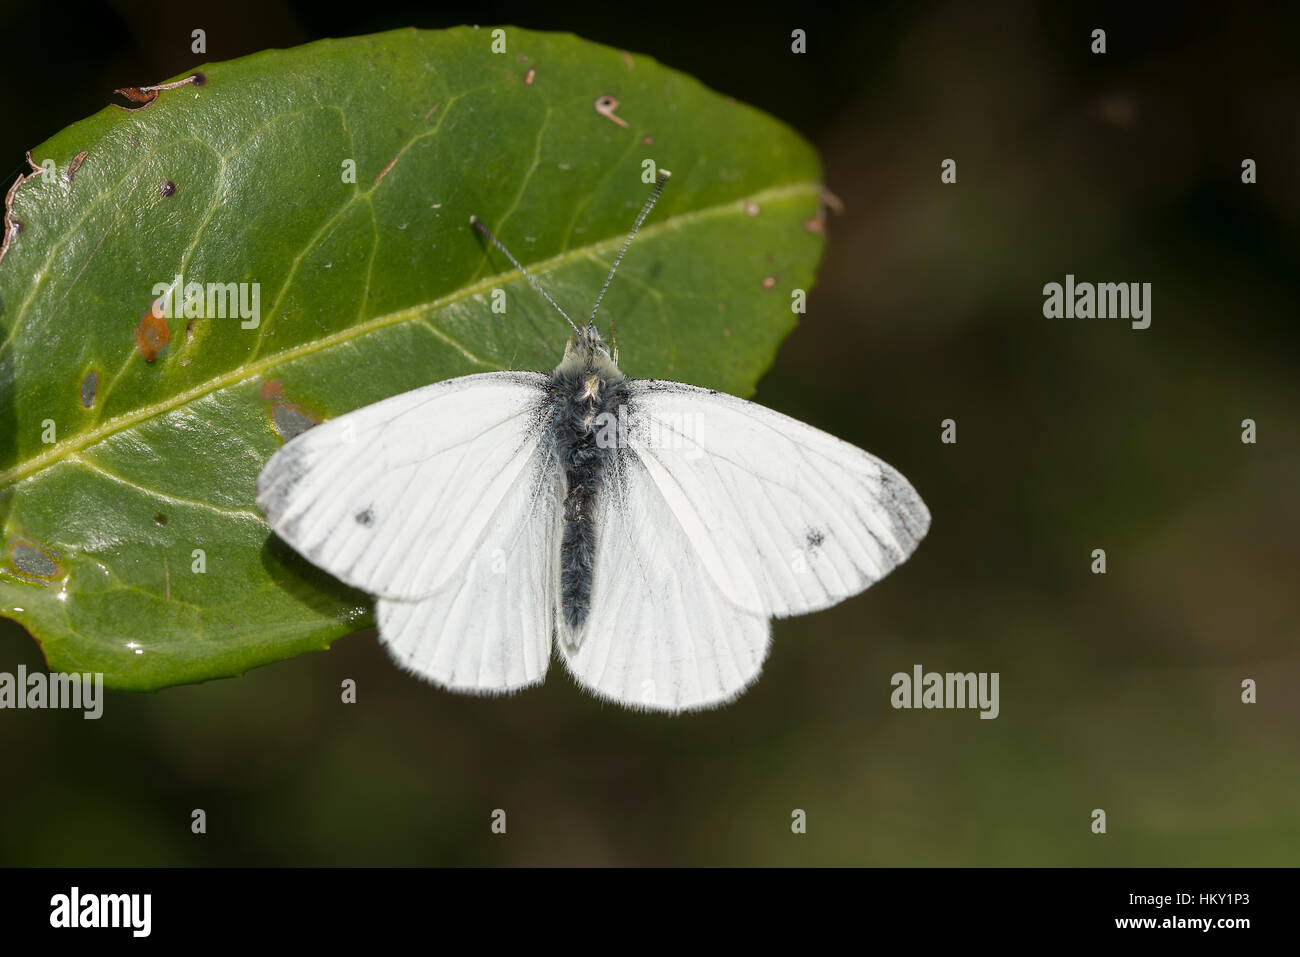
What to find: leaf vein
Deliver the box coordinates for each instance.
[0,179,819,489]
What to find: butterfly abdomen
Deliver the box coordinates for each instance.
[549,353,629,648]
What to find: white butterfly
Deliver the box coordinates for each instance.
[256,171,929,712]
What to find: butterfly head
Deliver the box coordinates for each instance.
[564,324,615,364]
[557,323,623,380]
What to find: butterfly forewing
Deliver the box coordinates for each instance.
[256,371,554,602]
[620,380,931,619]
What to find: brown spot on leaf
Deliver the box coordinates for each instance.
[65,151,88,182]
[115,86,157,106]
[154,513,167,525]
[595,95,628,128]
[135,301,171,361]
[0,152,38,266]
[113,73,204,112]
[375,149,404,185]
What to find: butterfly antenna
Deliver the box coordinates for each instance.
[469,214,581,335]
[589,169,672,351]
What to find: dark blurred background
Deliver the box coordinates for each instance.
[0,0,1297,865]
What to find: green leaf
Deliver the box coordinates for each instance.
[0,26,825,690]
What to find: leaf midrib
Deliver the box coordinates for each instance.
[0,179,819,490]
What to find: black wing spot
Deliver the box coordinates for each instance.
[805,528,825,550]
[355,507,375,527]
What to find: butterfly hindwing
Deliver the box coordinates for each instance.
[377,439,562,694]
[560,447,772,712]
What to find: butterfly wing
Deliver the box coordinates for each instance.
[256,371,553,602]
[620,380,930,618]
[559,446,771,712]
[377,438,561,694]
[560,379,928,712]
